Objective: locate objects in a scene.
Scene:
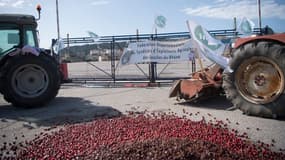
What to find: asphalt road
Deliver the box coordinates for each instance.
[0,84,285,155]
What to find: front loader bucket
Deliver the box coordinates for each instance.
[169,64,223,102]
[178,79,221,101]
[169,80,182,98]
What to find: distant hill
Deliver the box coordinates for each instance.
[59,42,127,62]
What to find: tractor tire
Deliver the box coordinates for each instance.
[223,41,285,118]
[0,54,61,107]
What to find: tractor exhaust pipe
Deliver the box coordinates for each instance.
[36,4,41,21]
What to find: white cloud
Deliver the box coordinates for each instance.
[91,0,110,6]
[183,0,285,20]
[0,0,31,8]
[11,0,24,7]
[0,0,10,7]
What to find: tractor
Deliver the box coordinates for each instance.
[169,28,285,119]
[0,6,61,107]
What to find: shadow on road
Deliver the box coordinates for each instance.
[179,95,233,110]
[0,97,122,128]
[179,96,285,120]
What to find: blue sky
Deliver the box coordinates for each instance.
[1,0,285,48]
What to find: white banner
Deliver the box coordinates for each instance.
[120,39,195,65]
[186,20,229,69]
[237,17,255,35]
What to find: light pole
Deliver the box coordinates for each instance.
[257,0,262,30]
[56,0,60,39]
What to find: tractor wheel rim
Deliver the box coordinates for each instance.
[12,64,49,98]
[235,56,285,104]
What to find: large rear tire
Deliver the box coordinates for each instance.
[223,41,285,118]
[1,54,61,107]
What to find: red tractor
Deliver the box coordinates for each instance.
[170,33,285,119]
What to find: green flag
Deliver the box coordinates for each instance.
[155,15,167,28]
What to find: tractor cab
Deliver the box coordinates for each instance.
[0,14,39,59]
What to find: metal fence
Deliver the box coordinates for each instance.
[60,28,261,84]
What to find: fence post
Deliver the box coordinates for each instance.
[192,58,196,73]
[149,63,156,83]
[111,37,116,83]
[149,34,157,84]
[67,33,70,59]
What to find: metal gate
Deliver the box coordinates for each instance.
[60,29,261,85]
